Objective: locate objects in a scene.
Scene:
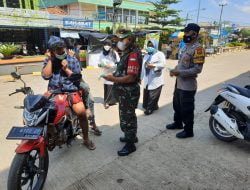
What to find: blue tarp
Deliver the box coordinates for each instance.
[209,29,229,39]
[170,31,180,38]
[209,34,219,39]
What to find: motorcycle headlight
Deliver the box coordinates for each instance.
[23,109,42,126]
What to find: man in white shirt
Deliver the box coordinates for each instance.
[141,39,165,115]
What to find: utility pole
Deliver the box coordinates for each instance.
[196,0,201,23]
[218,2,227,45]
[185,8,205,26]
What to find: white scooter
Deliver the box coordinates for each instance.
[205,84,250,142]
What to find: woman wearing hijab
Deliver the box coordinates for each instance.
[141,39,165,115]
[99,39,120,109]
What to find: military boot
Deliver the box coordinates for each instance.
[117,143,136,156]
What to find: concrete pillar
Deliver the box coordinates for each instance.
[3,0,7,7]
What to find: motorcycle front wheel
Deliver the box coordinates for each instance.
[209,108,238,142]
[7,149,49,190]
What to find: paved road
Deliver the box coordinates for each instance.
[0,50,250,190]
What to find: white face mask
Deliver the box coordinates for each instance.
[104,45,111,51]
[117,41,127,51]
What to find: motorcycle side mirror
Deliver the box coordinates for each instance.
[11,72,26,87]
[11,72,21,80]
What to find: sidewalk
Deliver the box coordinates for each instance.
[0,56,45,65]
[0,50,250,190]
[0,56,45,76]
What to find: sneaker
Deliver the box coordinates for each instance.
[176,130,194,139]
[166,123,183,130]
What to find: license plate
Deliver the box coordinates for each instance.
[6,127,43,140]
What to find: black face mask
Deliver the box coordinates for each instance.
[103,48,110,56]
[183,35,193,43]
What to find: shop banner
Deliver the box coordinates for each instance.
[63,18,93,29]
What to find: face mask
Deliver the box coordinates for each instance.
[117,41,127,51]
[104,45,111,51]
[146,47,155,54]
[183,34,195,43]
[55,52,67,60]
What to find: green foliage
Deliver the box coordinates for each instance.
[117,25,125,33]
[105,27,113,34]
[149,0,181,28]
[79,51,87,58]
[225,27,232,33]
[239,29,250,38]
[136,35,146,49]
[227,42,247,47]
[198,31,211,47]
[0,43,19,57]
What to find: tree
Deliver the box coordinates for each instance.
[149,0,181,28]
[239,29,250,38]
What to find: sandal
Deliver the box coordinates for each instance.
[83,140,96,150]
[91,127,102,136]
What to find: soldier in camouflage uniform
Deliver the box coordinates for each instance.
[166,23,205,138]
[104,30,142,156]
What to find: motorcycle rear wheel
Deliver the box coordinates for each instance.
[7,149,49,190]
[209,108,238,142]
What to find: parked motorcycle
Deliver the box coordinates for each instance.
[205,83,250,142]
[6,72,82,190]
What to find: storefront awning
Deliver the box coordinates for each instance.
[60,30,80,39]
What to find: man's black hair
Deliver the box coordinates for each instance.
[64,37,75,49]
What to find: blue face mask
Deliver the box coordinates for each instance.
[147,47,155,54]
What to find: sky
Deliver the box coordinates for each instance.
[138,0,250,26]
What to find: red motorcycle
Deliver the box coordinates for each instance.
[6,72,82,190]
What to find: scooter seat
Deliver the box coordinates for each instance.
[229,84,250,98]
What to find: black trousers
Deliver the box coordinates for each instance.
[104,84,117,105]
[173,88,196,132]
[143,86,162,111]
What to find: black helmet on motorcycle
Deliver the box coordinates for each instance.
[48,36,66,51]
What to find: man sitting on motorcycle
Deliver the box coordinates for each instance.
[42,36,96,150]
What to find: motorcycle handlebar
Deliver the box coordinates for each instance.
[9,91,18,96]
[9,87,33,96]
[9,89,24,96]
[14,106,24,109]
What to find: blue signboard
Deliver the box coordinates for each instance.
[63,18,93,29]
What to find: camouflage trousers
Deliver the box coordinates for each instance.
[115,83,140,143]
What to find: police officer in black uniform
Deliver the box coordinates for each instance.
[166,23,205,138]
[104,30,142,156]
